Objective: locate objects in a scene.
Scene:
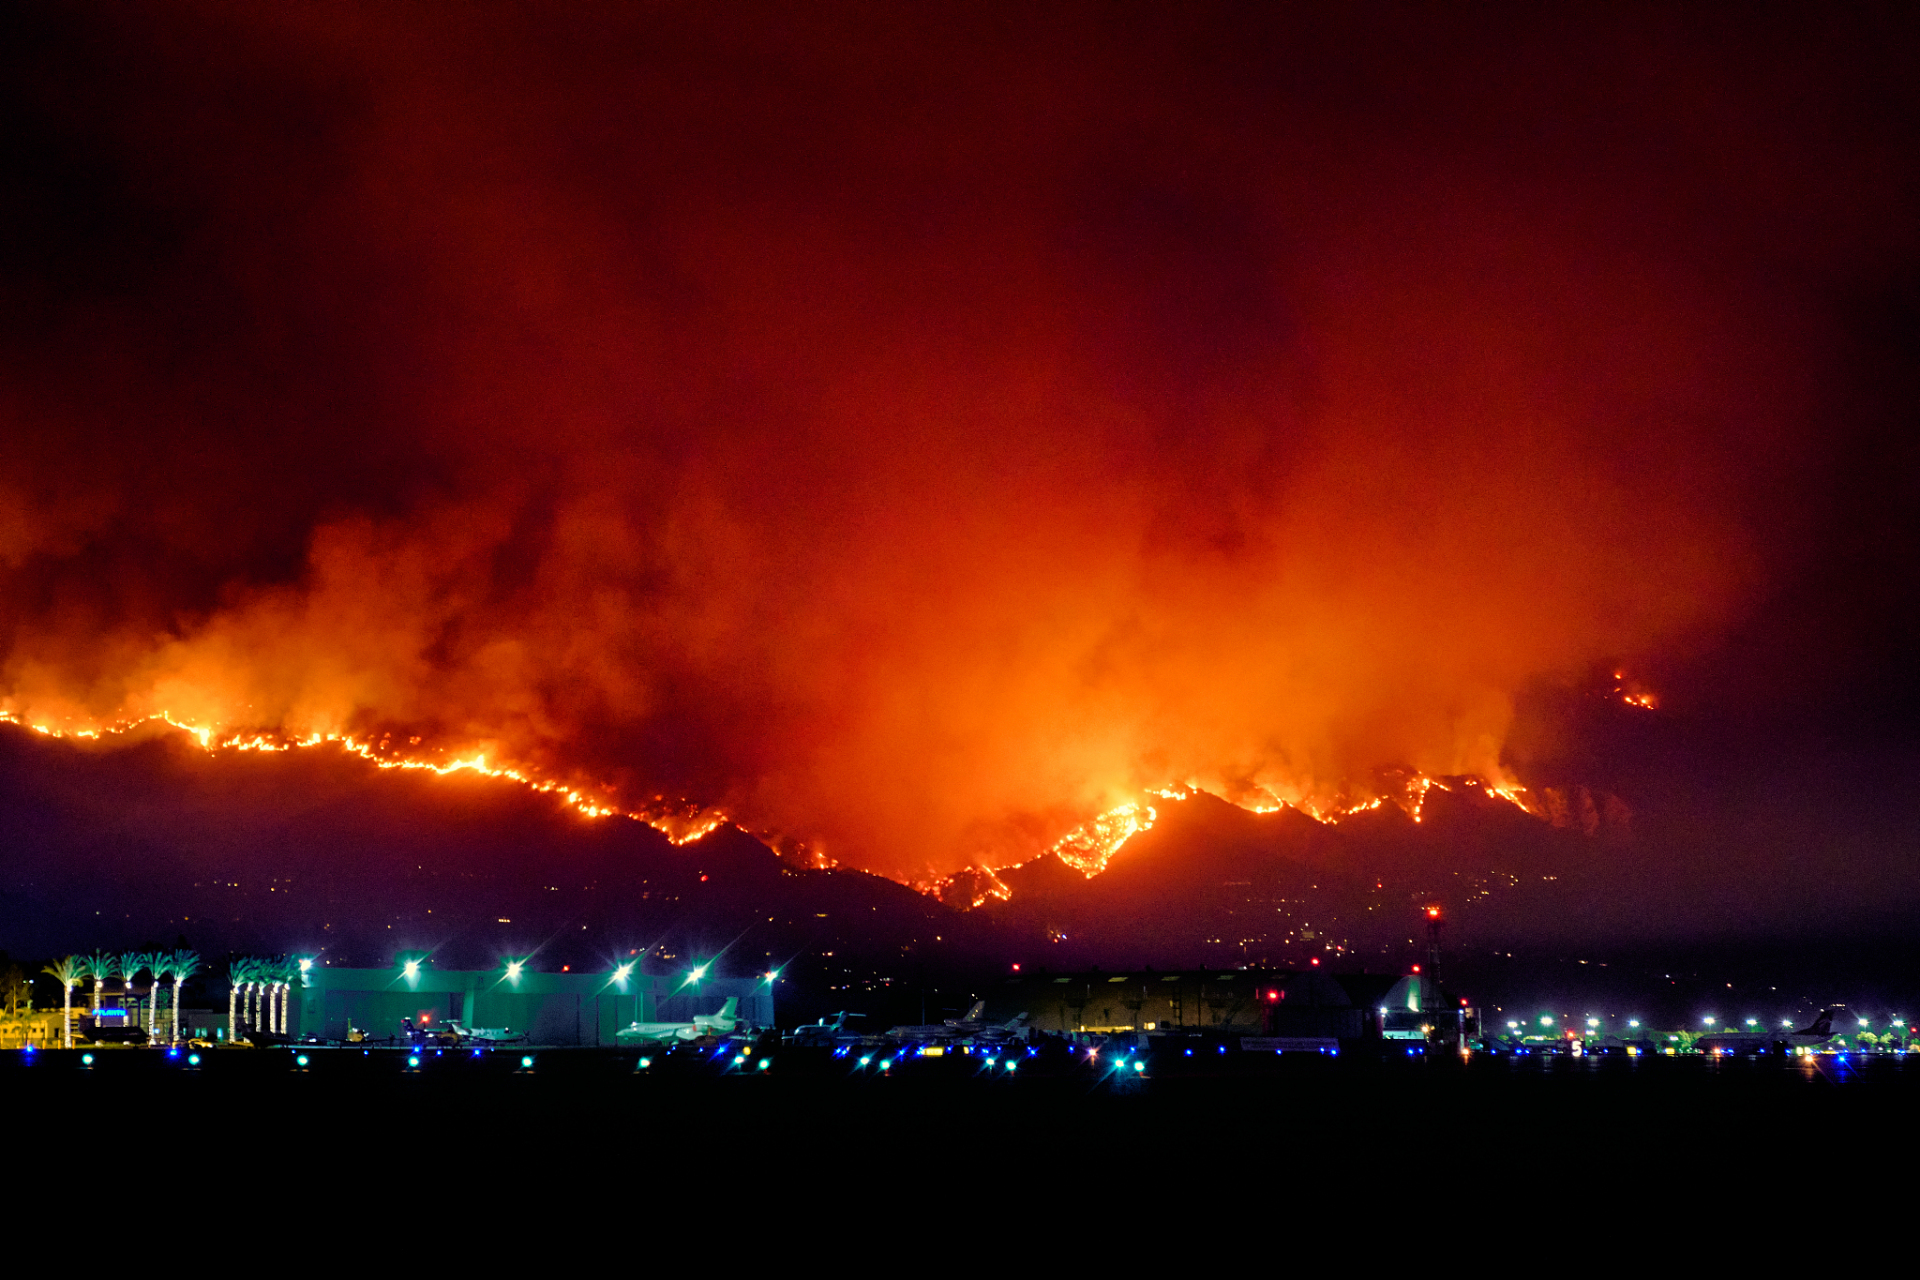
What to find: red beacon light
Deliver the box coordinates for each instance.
[1411,964,1421,974]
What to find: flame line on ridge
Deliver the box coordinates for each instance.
[0,711,728,846]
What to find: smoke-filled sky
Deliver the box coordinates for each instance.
[1,4,1916,878]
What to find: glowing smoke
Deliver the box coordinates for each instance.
[0,7,1904,876]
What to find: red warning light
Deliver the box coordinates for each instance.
[1011,963,1021,972]
[1427,907,1441,919]
[1412,964,1422,974]
[1310,957,1320,967]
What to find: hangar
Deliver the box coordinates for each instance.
[290,958,774,1046]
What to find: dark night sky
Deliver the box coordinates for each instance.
[0,3,1917,944]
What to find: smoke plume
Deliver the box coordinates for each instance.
[0,5,1912,875]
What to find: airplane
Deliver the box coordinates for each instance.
[965,1012,1031,1047]
[883,1002,1030,1046]
[1697,1009,1837,1055]
[430,1021,525,1046]
[615,997,743,1046]
[787,1011,868,1049]
[885,1000,988,1044]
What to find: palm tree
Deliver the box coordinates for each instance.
[148,954,173,1041]
[84,953,117,1016]
[274,957,297,1033]
[41,956,84,1048]
[246,960,262,1034]
[117,952,150,1030]
[226,958,249,1042]
[168,951,200,1044]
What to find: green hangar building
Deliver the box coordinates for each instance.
[291,959,774,1046]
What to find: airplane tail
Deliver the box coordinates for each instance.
[1806,1009,1834,1036]
[1003,1012,1030,1030]
[963,999,986,1022]
[717,996,739,1022]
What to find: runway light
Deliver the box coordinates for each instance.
[858,1055,872,1067]
[519,1055,534,1069]
[1133,1061,1146,1073]
[756,1058,770,1071]
[188,1053,200,1065]
[296,1054,309,1067]
[407,1055,420,1067]
[81,1053,93,1065]
[637,1057,652,1069]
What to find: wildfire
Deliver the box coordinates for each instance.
[0,710,728,846]
[1015,768,1538,887]
[2,707,1543,902]
[1612,669,1659,710]
[1050,801,1158,877]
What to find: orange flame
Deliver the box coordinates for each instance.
[0,710,728,846]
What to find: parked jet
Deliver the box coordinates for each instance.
[788,1011,868,1048]
[885,1000,988,1043]
[433,1021,525,1046]
[616,997,743,1046]
[1698,1009,1837,1054]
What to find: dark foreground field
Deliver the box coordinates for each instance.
[13,1045,1916,1180]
